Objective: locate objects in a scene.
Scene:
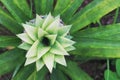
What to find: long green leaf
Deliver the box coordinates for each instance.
[13,0,33,18]
[50,69,68,80]
[61,0,84,23]
[70,23,120,58]
[53,0,71,16]
[71,47,120,58]
[27,66,48,80]
[0,8,23,34]
[27,71,36,80]
[1,0,30,23]
[0,36,21,48]
[35,0,54,15]
[36,67,48,80]
[74,37,120,49]
[73,23,120,40]
[0,48,25,75]
[71,36,120,58]
[13,65,48,80]
[13,63,35,80]
[46,0,54,14]
[69,0,120,33]
[59,60,93,80]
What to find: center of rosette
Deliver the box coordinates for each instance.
[41,36,50,46]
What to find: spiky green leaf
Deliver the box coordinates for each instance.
[71,23,120,58]
[13,0,32,18]
[53,0,71,16]
[13,63,35,80]
[71,37,120,58]
[0,36,21,48]
[50,69,68,80]
[1,0,30,22]
[36,67,48,80]
[35,0,54,14]
[0,48,25,75]
[61,0,84,23]
[0,8,23,34]
[73,23,120,40]
[69,0,120,33]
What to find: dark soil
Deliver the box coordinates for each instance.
[80,60,107,80]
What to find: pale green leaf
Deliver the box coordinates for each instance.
[38,28,47,39]
[42,13,54,29]
[57,37,75,48]
[65,46,76,52]
[18,42,31,50]
[36,60,44,71]
[55,55,67,66]
[46,34,57,45]
[43,53,54,73]
[50,41,69,55]
[58,25,71,36]
[46,17,60,34]
[26,40,39,58]
[25,57,37,66]
[35,15,44,27]
[17,33,33,44]
[23,24,37,41]
[37,44,50,59]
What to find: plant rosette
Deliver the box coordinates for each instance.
[17,13,75,73]
[1,0,120,80]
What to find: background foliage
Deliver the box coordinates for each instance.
[0,0,120,80]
